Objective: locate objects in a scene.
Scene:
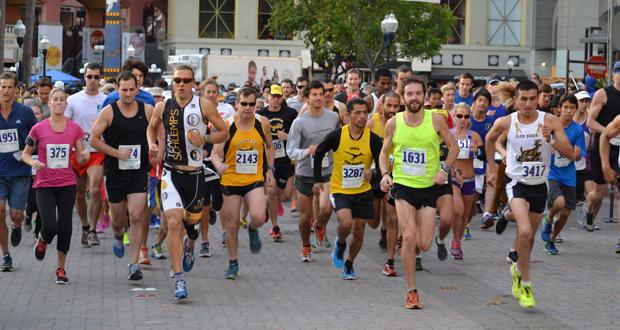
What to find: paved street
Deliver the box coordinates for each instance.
[0,199,618,330]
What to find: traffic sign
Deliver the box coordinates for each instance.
[585,55,607,79]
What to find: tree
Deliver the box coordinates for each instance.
[0,0,6,70]
[22,0,35,87]
[269,0,454,78]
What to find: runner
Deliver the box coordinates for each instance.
[22,87,88,284]
[573,91,595,233]
[90,71,156,281]
[379,77,458,309]
[363,68,393,119]
[146,64,229,299]
[540,94,585,255]
[485,80,576,308]
[0,72,37,271]
[257,85,298,242]
[313,98,382,279]
[286,80,340,261]
[441,84,457,117]
[65,63,107,248]
[335,69,366,103]
[598,98,620,253]
[211,86,275,279]
[455,73,474,106]
[286,77,308,112]
[102,59,155,108]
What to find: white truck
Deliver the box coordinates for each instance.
[165,54,303,87]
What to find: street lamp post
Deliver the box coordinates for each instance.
[308,44,314,80]
[148,63,162,81]
[13,19,26,83]
[381,13,398,68]
[94,43,105,67]
[72,10,86,76]
[507,59,515,80]
[40,35,50,79]
[126,44,136,61]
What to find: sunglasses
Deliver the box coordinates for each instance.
[297,85,306,89]
[173,77,194,84]
[240,101,256,107]
[456,114,470,119]
[86,75,100,80]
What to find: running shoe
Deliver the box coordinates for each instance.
[139,245,151,265]
[577,203,586,226]
[510,263,522,299]
[435,236,447,261]
[614,239,620,254]
[174,279,188,300]
[583,212,595,232]
[24,215,32,232]
[415,256,423,271]
[290,200,298,214]
[248,227,262,254]
[10,225,22,247]
[199,241,211,257]
[519,283,536,308]
[55,268,69,284]
[277,201,285,217]
[480,213,495,230]
[81,230,89,247]
[87,231,101,247]
[463,227,472,240]
[96,212,110,233]
[209,209,217,225]
[342,264,356,280]
[544,241,559,255]
[404,289,422,309]
[450,240,463,260]
[332,237,346,269]
[225,262,239,280]
[149,214,161,229]
[240,218,248,229]
[169,268,175,278]
[555,235,564,243]
[0,254,12,272]
[301,246,312,262]
[323,235,332,248]
[540,215,552,243]
[150,243,167,259]
[382,263,398,276]
[496,207,509,235]
[128,263,143,281]
[123,232,130,246]
[34,235,47,261]
[379,229,387,251]
[182,236,196,272]
[476,201,483,214]
[113,236,125,258]
[506,250,518,263]
[269,226,283,242]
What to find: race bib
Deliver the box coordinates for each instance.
[553,151,570,168]
[521,161,546,179]
[236,150,258,174]
[402,148,426,176]
[46,144,69,169]
[118,145,141,170]
[0,129,19,153]
[457,139,470,160]
[311,155,330,169]
[473,158,484,169]
[342,164,365,189]
[83,131,92,151]
[610,136,620,146]
[273,139,286,159]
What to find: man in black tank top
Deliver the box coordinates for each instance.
[91,71,155,282]
[584,61,620,230]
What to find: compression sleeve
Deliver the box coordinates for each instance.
[313,128,341,182]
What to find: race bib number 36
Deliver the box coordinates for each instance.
[553,151,570,168]
[273,139,286,159]
[118,145,141,170]
[401,148,426,176]
[342,164,365,189]
[0,129,19,153]
[236,150,258,174]
[46,144,69,169]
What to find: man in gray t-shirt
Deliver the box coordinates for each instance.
[286,80,340,260]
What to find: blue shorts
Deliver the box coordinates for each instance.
[148,175,159,209]
[0,176,30,210]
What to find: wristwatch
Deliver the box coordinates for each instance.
[440,163,451,175]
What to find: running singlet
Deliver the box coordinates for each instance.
[256,105,297,162]
[162,95,208,168]
[470,114,495,174]
[65,90,107,152]
[505,111,552,185]
[392,111,440,188]
[575,116,590,171]
[549,121,585,186]
[369,112,385,139]
[102,101,149,172]
[221,118,266,186]
[453,128,473,160]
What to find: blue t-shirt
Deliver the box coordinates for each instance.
[470,114,498,175]
[0,102,37,177]
[549,121,586,186]
[102,89,155,108]
[488,103,507,118]
[455,91,473,106]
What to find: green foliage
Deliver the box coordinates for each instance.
[269,0,455,75]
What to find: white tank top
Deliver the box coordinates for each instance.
[370,92,379,119]
[505,111,552,185]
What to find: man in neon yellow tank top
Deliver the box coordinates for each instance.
[379,77,458,309]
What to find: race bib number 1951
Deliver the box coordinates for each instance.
[0,129,19,153]
[401,148,426,176]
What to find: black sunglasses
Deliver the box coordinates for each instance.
[86,75,100,80]
[297,85,306,89]
[240,101,256,107]
[456,114,470,119]
[173,77,194,84]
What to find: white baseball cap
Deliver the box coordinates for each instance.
[575,91,591,101]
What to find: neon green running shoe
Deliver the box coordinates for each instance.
[123,232,130,246]
[519,283,536,308]
[510,263,522,299]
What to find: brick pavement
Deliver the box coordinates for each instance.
[0,200,618,329]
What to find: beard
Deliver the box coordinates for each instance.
[405,100,422,113]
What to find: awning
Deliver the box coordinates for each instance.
[31,70,81,84]
[429,68,528,82]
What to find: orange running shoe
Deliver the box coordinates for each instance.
[269,226,283,242]
[405,289,422,309]
[138,245,151,265]
[290,200,298,213]
[301,246,312,262]
[315,226,325,249]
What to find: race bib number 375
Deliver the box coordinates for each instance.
[46,144,69,169]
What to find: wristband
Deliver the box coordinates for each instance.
[440,163,451,174]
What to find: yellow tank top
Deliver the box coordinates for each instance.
[330,126,374,195]
[370,112,385,139]
[221,118,265,186]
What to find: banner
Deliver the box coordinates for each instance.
[123,32,145,62]
[82,28,105,66]
[37,25,63,72]
[104,0,122,79]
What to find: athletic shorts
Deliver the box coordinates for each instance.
[589,137,620,185]
[221,181,264,197]
[148,175,159,209]
[295,175,330,197]
[274,161,293,190]
[371,172,386,199]
[547,179,577,210]
[205,180,223,211]
[71,151,104,177]
[576,169,592,201]
[475,174,485,194]
[0,176,30,210]
[160,164,206,225]
[389,183,439,209]
[104,170,149,204]
[452,177,476,196]
[332,191,374,219]
[504,176,547,213]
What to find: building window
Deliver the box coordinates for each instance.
[488,0,522,46]
[441,0,466,45]
[199,0,235,39]
[258,0,292,40]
